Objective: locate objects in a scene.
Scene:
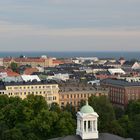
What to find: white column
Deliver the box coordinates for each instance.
[77,119,80,130]
[86,121,88,132]
[93,120,95,131]
[91,121,94,132]
[82,120,84,132]
[95,120,97,131]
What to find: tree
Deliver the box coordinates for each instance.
[2,128,24,140]
[54,111,76,137]
[88,95,115,132]
[63,103,76,119]
[10,62,18,72]
[130,114,140,140]
[118,115,132,137]
[50,102,61,113]
[126,100,140,118]
[0,95,9,108]
[24,95,48,116]
[114,106,124,119]
[107,120,125,137]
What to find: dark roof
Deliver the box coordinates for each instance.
[101,78,140,87]
[0,80,57,87]
[123,61,135,66]
[49,133,133,140]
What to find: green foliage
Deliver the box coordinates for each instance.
[0,94,140,139]
[10,62,18,72]
[88,96,115,131]
[107,120,125,137]
[63,103,76,119]
[114,106,124,119]
[0,95,76,140]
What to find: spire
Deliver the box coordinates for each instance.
[86,100,88,106]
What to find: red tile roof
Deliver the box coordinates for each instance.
[24,68,39,75]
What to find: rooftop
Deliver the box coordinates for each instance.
[49,133,133,140]
[0,80,58,87]
[80,101,94,114]
[101,78,140,87]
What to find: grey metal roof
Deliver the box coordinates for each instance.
[101,79,140,87]
[49,133,133,140]
[0,80,57,87]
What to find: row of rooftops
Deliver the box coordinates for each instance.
[0,80,58,87]
[101,78,140,87]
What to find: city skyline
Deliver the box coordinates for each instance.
[0,0,140,51]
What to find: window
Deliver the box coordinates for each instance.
[53,96,56,100]
[61,102,64,107]
[67,95,69,98]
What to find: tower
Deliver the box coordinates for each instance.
[76,101,99,140]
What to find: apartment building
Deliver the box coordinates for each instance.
[101,78,140,108]
[0,81,59,105]
[59,87,108,110]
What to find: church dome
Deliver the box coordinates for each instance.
[80,101,94,113]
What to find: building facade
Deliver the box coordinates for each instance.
[101,78,140,108]
[0,81,59,105]
[59,90,108,109]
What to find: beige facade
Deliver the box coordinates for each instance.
[59,90,108,110]
[0,83,59,105]
[3,57,54,68]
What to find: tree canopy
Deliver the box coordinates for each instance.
[0,95,139,140]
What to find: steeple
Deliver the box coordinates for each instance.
[76,102,99,140]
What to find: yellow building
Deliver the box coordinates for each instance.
[0,81,59,105]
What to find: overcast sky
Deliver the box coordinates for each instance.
[0,0,140,52]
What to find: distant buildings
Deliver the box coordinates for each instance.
[2,56,64,68]
[101,78,140,108]
[59,81,108,110]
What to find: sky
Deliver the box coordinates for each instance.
[0,0,140,52]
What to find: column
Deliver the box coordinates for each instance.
[77,119,80,130]
[86,121,88,132]
[82,120,84,132]
[93,120,96,131]
[91,121,94,132]
[95,120,97,131]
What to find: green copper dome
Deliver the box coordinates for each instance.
[80,101,94,113]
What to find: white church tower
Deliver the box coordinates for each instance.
[76,101,99,140]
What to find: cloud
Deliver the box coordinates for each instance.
[0,21,140,38]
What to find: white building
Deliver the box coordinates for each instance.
[108,68,125,75]
[47,73,69,81]
[21,75,41,82]
[76,101,99,140]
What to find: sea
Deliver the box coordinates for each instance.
[0,51,140,60]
